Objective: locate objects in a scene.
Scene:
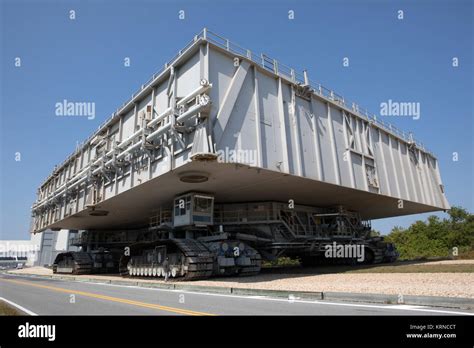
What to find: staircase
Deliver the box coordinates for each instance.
[273,224,293,241]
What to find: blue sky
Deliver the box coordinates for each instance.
[1,0,472,240]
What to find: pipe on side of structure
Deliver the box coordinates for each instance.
[118,129,143,149]
[34,89,211,211]
[147,107,173,128]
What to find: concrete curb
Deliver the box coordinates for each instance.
[5,271,473,310]
[230,287,323,300]
[176,284,232,294]
[401,294,473,310]
[137,282,176,290]
[108,280,139,287]
[321,292,473,309]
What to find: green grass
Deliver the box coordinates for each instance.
[0,301,21,316]
[262,258,474,274]
[459,249,474,259]
[262,257,300,268]
[343,263,474,274]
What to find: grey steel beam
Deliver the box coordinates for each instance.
[290,86,303,176]
[277,78,290,173]
[327,103,341,185]
[213,60,251,146]
[253,66,263,168]
[309,96,324,181]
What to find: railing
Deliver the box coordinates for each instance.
[149,209,173,229]
[280,211,317,237]
[40,28,432,189]
[214,208,275,224]
[70,234,139,246]
[70,237,85,246]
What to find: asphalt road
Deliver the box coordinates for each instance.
[0,274,472,316]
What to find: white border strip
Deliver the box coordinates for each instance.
[0,296,38,316]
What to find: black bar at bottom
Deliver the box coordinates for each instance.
[0,315,472,346]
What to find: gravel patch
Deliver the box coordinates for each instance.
[191,273,474,298]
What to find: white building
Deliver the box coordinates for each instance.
[0,239,40,267]
[0,229,78,267]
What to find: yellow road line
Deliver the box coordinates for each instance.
[0,277,215,316]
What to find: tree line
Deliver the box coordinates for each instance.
[384,206,473,260]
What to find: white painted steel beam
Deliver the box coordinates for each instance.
[290,86,303,176]
[326,103,341,185]
[342,111,356,189]
[213,60,251,146]
[253,66,263,168]
[309,97,323,181]
[277,78,290,173]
